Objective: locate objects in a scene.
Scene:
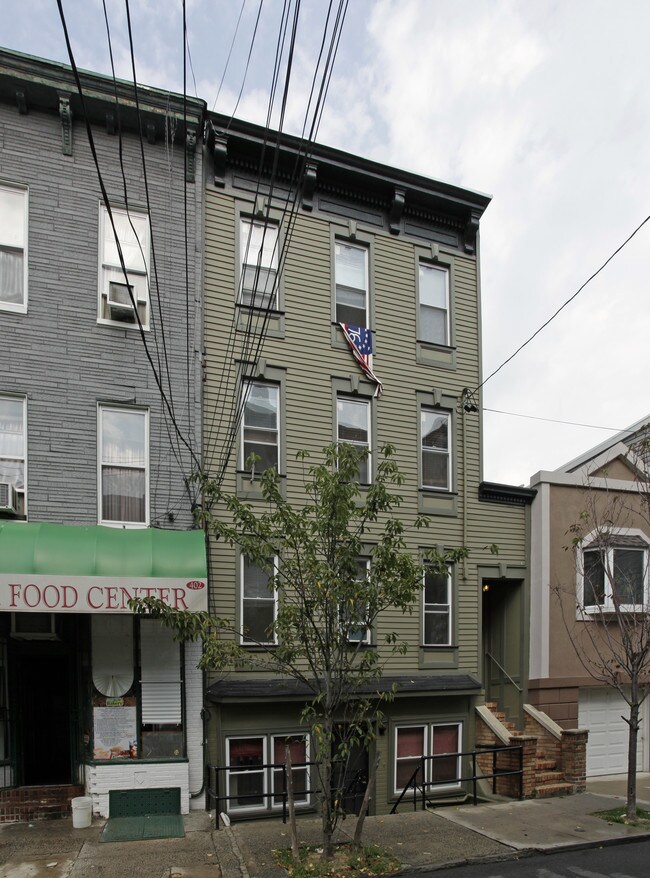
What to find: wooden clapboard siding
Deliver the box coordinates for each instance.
[202,177,527,681]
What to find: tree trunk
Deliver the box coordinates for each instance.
[626,699,639,821]
[321,717,335,860]
[353,753,380,849]
[285,744,301,864]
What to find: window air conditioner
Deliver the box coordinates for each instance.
[11,613,58,640]
[107,281,135,316]
[0,481,18,515]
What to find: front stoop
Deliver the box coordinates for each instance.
[477,702,587,799]
[0,784,85,823]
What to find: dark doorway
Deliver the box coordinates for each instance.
[482,579,523,724]
[17,651,72,785]
[332,732,369,816]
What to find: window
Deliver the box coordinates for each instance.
[99,406,148,525]
[91,617,185,761]
[394,723,461,795]
[0,183,28,312]
[335,241,368,326]
[421,409,451,491]
[418,262,449,345]
[139,619,183,759]
[0,395,26,516]
[240,219,278,310]
[226,736,267,810]
[583,540,648,612]
[98,205,150,328]
[337,396,371,483]
[241,382,279,473]
[346,558,371,644]
[226,733,309,812]
[272,734,310,806]
[423,566,451,645]
[241,556,277,645]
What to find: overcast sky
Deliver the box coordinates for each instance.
[4,0,649,486]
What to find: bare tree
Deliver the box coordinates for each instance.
[554,437,650,820]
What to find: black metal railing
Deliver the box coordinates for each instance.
[207,761,369,829]
[390,743,523,814]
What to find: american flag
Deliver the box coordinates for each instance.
[339,324,384,398]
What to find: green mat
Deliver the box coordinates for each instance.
[100,814,185,843]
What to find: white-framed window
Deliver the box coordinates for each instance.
[271,734,310,807]
[335,240,368,326]
[337,396,371,484]
[0,183,28,313]
[226,736,267,811]
[241,382,279,473]
[581,532,649,613]
[394,723,461,795]
[423,566,451,646]
[225,733,309,813]
[0,395,26,516]
[241,556,278,645]
[418,262,449,345]
[346,558,371,644]
[98,405,149,526]
[421,409,451,491]
[240,218,278,310]
[98,205,150,328]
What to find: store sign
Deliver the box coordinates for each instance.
[0,574,208,614]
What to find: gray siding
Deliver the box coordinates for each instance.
[0,101,203,528]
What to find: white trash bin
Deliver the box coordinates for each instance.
[71,796,93,829]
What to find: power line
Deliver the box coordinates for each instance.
[56,0,202,474]
[478,212,650,393]
[211,0,249,112]
[483,408,625,432]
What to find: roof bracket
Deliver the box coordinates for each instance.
[389,187,405,235]
[59,94,73,156]
[146,123,156,145]
[464,208,481,254]
[301,161,317,211]
[15,89,27,115]
[105,113,115,135]
[185,127,197,183]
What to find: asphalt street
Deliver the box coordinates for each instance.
[415,837,650,878]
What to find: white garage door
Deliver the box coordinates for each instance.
[578,687,647,777]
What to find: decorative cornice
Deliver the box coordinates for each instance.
[479,481,537,506]
[464,207,481,253]
[212,130,228,188]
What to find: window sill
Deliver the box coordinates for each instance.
[99,520,149,529]
[87,756,189,765]
[0,302,27,314]
[97,317,151,332]
[418,489,458,517]
[236,306,285,339]
[236,471,286,500]
[416,340,456,370]
[418,644,458,670]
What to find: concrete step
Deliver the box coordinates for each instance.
[534,782,574,798]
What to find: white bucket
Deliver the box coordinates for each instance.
[71,796,93,829]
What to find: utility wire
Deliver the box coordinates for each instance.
[56,0,201,473]
[478,212,650,394]
[483,408,625,432]
[211,0,249,112]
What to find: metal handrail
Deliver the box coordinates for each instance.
[389,742,524,814]
[485,651,523,693]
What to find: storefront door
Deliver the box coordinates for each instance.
[14,646,73,786]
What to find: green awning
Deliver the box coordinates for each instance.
[0,522,207,614]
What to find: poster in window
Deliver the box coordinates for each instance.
[93,705,137,759]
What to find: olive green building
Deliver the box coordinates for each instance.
[201,117,534,817]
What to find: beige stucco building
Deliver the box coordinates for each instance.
[529,415,650,777]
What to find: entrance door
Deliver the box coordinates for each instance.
[18,652,72,785]
[482,579,524,723]
[332,732,369,816]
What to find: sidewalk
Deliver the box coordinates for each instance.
[2,775,650,878]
